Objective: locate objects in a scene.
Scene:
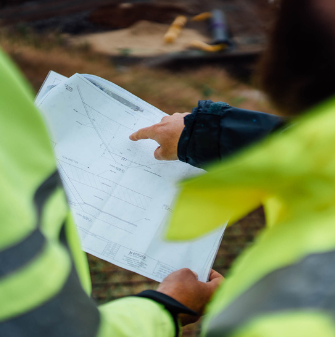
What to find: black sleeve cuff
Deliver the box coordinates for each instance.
[178,100,285,168]
[134,290,197,337]
[177,100,215,168]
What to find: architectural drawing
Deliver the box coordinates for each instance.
[36,72,226,282]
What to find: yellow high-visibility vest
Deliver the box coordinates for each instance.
[167,96,335,336]
[0,48,176,337]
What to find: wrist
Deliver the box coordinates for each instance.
[135,290,197,336]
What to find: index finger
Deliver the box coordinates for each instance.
[129,125,157,141]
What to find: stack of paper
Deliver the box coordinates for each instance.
[36,71,226,282]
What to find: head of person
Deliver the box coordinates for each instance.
[258,0,335,116]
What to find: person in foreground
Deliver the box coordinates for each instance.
[0,40,222,336]
[130,0,335,336]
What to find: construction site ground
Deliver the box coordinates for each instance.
[0,0,274,64]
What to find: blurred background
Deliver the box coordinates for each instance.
[0,0,274,335]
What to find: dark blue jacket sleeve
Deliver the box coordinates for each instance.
[177,100,285,168]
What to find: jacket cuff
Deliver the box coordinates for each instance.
[177,100,214,167]
[135,290,197,337]
[178,100,285,168]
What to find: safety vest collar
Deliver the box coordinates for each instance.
[166,96,335,240]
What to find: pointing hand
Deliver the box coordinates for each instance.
[129,112,190,160]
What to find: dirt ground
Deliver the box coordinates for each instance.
[70,20,211,57]
[1,0,274,58]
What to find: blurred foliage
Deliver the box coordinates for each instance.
[0,27,269,336]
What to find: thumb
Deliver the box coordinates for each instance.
[207,269,224,291]
[209,269,223,281]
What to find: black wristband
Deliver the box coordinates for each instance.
[134,290,197,337]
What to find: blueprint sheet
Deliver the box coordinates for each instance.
[36,71,226,282]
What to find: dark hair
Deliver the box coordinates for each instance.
[258,0,335,115]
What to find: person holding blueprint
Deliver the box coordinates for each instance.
[0,48,280,337]
[0,47,224,337]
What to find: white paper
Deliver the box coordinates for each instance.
[36,72,226,282]
[35,71,67,105]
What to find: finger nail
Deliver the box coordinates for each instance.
[192,271,198,279]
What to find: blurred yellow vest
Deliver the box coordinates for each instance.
[167,97,335,239]
[167,97,335,337]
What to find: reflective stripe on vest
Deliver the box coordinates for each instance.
[0,170,101,336]
[0,229,45,278]
[0,171,59,278]
[207,249,335,337]
[0,265,100,337]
